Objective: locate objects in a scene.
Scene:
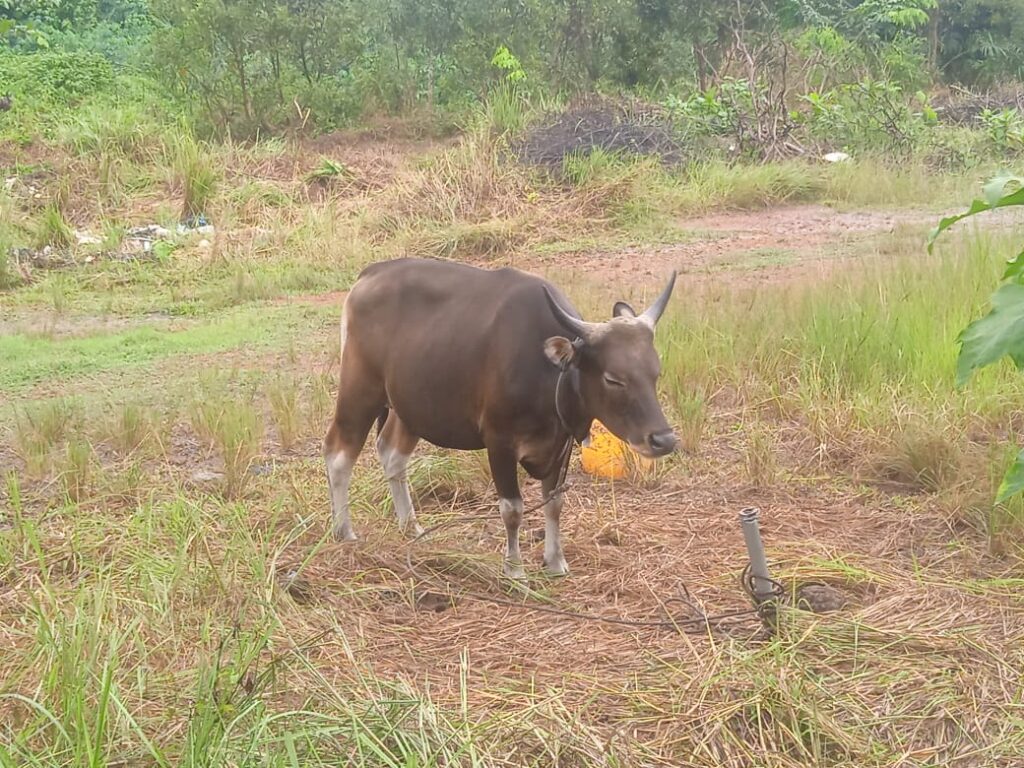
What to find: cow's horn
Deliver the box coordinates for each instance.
[543,287,599,340]
[638,271,677,328]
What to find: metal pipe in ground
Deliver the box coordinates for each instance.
[738,507,778,625]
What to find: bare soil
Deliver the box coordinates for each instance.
[511,205,937,291]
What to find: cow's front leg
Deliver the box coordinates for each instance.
[541,470,569,576]
[487,446,525,580]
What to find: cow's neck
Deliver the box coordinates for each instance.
[555,366,592,445]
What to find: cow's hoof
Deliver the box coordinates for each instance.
[503,561,527,581]
[332,524,358,542]
[402,521,426,539]
[543,555,570,577]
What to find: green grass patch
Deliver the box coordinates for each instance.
[0,303,332,393]
[6,254,357,318]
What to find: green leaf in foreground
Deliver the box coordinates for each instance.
[956,283,1024,386]
[996,447,1024,503]
[927,173,1024,254]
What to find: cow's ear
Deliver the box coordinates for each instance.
[544,336,576,367]
[613,301,636,319]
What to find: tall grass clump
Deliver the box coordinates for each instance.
[392,125,524,224]
[0,190,24,288]
[823,157,978,208]
[190,381,262,497]
[63,438,94,502]
[479,81,532,136]
[659,229,1024,492]
[266,375,300,450]
[172,132,220,220]
[99,402,155,456]
[0,237,19,290]
[673,161,825,212]
[34,203,74,250]
[13,399,83,475]
[57,100,170,162]
[308,372,335,432]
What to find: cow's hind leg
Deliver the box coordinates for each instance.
[324,325,384,541]
[376,411,423,537]
[487,446,525,580]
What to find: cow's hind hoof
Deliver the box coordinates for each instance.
[403,522,426,539]
[543,556,570,577]
[332,525,358,543]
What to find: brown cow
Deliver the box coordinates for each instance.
[325,258,677,577]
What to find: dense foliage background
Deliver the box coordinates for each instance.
[2,0,1022,139]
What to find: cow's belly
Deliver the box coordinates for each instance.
[403,417,486,451]
[385,380,486,451]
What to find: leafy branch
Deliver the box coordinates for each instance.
[929,173,1024,500]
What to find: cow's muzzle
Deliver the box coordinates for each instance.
[642,429,678,458]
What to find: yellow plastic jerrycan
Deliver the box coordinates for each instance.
[581,420,654,480]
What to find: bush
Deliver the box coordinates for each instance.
[802,80,935,155]
[0,50,115,105]
[978,108,1024,154]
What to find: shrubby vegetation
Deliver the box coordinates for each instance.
[2,0,1022,140]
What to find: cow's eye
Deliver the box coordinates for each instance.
[603,374,625,388]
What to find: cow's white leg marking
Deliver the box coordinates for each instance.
[376,434,424,537]
[543,494,569,576]
[326,450,357,541]
[499,497,525,580]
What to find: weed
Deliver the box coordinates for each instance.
[101,221,127,253]
[675,390,708,454]
[13,399,82,475]
[744,422,777,487]
[103,402,154,456]
[47,274,71,314]
[305,157,352,184]
[266,376,301,450]
[190,384,262,497]
[173,133,219,220]
[34,203,74,250]
[63,438,94,502]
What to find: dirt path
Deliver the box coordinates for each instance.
[512,205,939,291]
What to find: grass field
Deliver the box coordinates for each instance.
[3,127,1024,766]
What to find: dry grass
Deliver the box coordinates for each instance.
[3,125,1024,767]
[3,432,1022,766]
